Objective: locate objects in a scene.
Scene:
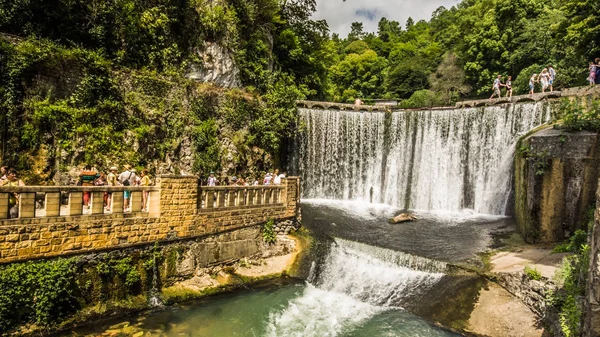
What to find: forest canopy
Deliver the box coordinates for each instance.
[1,0,598,104]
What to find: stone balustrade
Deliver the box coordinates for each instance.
[0,176,300,263]
[0,186,159,219]
[199,185,285,210]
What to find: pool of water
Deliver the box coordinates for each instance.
[67,280,459,337]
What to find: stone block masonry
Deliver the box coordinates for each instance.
[0,176,300,263]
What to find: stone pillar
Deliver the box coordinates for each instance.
[111,192,124,214]
[68,192,83,216]
[44,192,60,217]
[90,191,104,215]
[130,191,143,213]
[0,193,9,219]
[148,190,160,217]
[19,193,36,218]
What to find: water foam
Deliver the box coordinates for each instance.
[266,238,445,336]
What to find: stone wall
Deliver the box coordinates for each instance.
[515,127,600,243]
[584,179,600,337]
[0,176,300,263]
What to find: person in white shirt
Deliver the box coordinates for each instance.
[207,172,217,186]
[263,173,273,185]
[489,75,502,99]
[118,165,137,211]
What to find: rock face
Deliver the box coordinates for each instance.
[494,272,562,336]
[515,126,600,243]
[186,42,241,88]
[584,180,600,337]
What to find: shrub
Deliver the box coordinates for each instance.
[262,219,276,244]
[524,265,542,281]
[0,259,79,332]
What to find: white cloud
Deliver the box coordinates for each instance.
[313,0,460,37]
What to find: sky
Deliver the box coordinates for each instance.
[313,0,461,37]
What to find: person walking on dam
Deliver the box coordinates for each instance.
[489,75,502,99]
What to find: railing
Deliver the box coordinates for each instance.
[0,186,159,220]
[199,185,285,210]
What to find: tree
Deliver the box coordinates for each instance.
[429,53,472,104]
[348,22,365,41]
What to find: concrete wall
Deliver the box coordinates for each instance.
[515,127,600,243]
[0,176,300,263]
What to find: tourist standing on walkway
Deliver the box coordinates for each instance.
[139,169,151,212]
[79,165,98,209]
[1,169,25,218]
[106,166,118,211]
[0,166,7,182]
[490,75,502,99]
[504,76,513,98]
[589,61,597,85]
[263,172,273,185]
[529,74,537,95]
[94,172,108,208]
[539,68,550,93]
[207,172,217,186]
[118,165,137,211]
[548,65,556,91]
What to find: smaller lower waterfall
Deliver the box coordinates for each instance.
[266,238,447,337]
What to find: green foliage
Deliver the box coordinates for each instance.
[400,90,441,108]
[554,230,589,253]
[262,219,277,244]
[0,259,79,332]
[555,98,600,132]
[524,265,542,280]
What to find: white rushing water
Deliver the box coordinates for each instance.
[295,103,552,215]
[267,238,446,337]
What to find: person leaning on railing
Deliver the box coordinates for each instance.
[1,168,25,218]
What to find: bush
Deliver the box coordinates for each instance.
[555,98,600,132]
[262,219,276,244]
[524,265,542,280]
[0,259,79,332]
[399,90,441,108]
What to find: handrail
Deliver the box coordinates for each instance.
[0,186,159,193]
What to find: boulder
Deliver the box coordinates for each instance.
[388,213,417,224]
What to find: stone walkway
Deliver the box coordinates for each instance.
[490,247,569,279]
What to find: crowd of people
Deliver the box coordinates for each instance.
[490,65,557,99]
[79,164,152,212]
[205,169,287,187]
[491,60,600,99]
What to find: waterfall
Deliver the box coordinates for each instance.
[266,238,446,336]
[149,255,163,307]
[294,102,552,215]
